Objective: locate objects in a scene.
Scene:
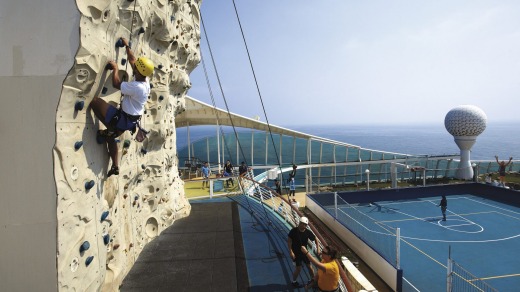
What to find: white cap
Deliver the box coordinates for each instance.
[299,217,309,225]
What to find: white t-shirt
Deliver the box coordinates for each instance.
[120,79,150,115]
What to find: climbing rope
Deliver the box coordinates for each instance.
[198,9,280,246]
[230,0,293,202]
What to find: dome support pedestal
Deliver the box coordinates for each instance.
[454,136,476,180]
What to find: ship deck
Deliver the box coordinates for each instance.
[121,196,311,291]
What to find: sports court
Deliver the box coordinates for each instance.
[308,183,520,291]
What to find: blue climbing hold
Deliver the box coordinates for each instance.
[158,64,163,70]
[138,27,145,35]
[123,140,131,148]
[150,84,154,89]
[85,256,94,266]
[100,211,109,222]
[121,58,127,66]
[141,148,147,154]
[74,101,84,111]
[79,241,90,253]
[102,87,108,94]
[134,195,139,201]
[74,141,83,150]
[103,234,110,245]
[170,16,174,23]
[85,180,95,190]
[115,38,125,48]
[159,95,164,101]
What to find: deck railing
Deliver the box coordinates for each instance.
[238,169,357,292]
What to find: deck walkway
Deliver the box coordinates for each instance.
[121,196,311,291]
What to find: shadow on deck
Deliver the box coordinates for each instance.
[121,196,311,292]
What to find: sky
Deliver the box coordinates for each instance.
[187,1,520,127]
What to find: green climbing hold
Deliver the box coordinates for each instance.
[123,140,131,148]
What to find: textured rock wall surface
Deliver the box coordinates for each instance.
[54,0,200,290]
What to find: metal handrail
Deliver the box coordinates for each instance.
[239,171,355,292]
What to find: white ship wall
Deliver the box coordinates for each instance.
[0,0,199,291]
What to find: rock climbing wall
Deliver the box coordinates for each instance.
[54,0,200,290]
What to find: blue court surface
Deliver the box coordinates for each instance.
[311,183,520,292]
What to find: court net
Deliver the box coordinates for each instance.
[333,194,400,267]
[448,258,498,292]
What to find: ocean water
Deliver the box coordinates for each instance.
[177,122,520,161]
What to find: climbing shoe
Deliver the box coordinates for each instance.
[107,165,119,177]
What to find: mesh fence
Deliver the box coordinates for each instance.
[334,195,399,267]
[449,259,498,292]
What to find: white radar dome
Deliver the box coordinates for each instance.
[444,105,487,137]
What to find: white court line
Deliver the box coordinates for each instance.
[402,277,420,292]
[341,200,520,243]
[375,195,469,206]
[445,223,475,228]
[325,206,396,237]
[462,196,520,218]
[424,200,483,231]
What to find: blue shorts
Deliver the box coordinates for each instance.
[105,106,139,132]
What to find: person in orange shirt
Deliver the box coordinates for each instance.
[301,245,339,292]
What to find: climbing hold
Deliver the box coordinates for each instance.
[138,27,145,35]
[141,148,147,154]
[74,141,83,150]
[85,180,95,190]
[113,244,120,250]
[100,211,109,222]
[102,87,108,94]
[123,194,128,199]
[74,101,84,111]
[79,241,90,253]
[134,195,139,201]
[103,234,110,245]
[123,140,131,148]
[70,258,79,273]
[158,64,163,70]
[170,16,174,23]
[115,139,120,143]
[85,256,94,266]
[115,38,125,48]
[159,95,164,101]
[121,58,127,66]
[141,164,146,170]
[150,84,154,89]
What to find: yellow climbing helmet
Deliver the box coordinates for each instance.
[135,56,154,77]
